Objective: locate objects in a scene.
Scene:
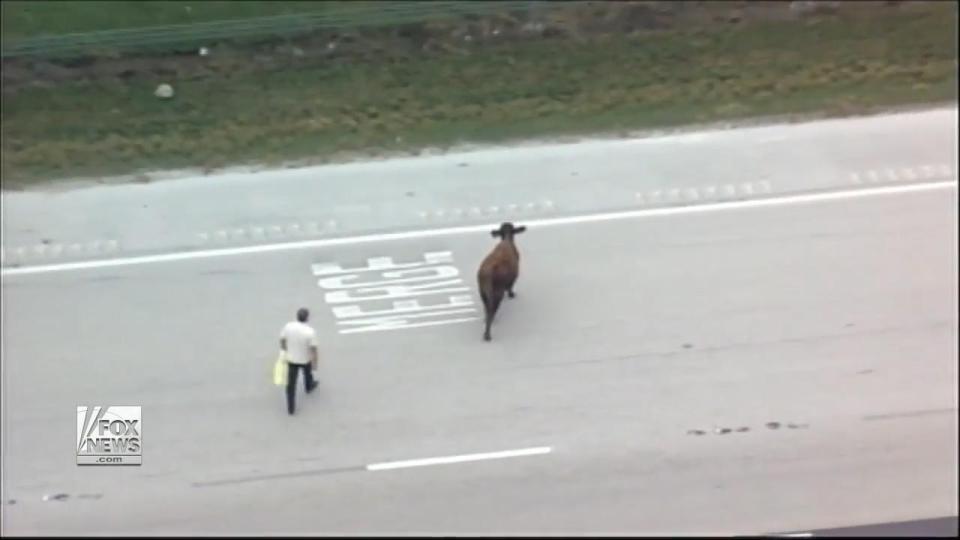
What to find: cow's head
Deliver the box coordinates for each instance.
[491,222,527,240]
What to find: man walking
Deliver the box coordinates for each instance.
[280,307,319,415]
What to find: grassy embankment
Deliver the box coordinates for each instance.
[1,1,956,186]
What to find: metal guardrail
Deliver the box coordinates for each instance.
[1,1,543,60]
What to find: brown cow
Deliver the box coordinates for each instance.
[477,222,526,342]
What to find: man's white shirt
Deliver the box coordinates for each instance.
[281,321,318,365]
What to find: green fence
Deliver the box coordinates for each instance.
[1,1,544,60]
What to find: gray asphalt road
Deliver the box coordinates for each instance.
[772,515,958,537]
[1,107,957,268]
[1,183,956,535]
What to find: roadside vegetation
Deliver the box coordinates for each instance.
[1,1,366,39]
[1,1,956,187]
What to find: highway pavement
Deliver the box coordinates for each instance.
[2,171,957,534]
[1,106,956,268]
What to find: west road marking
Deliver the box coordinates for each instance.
[191,445,553,487]
[366,446,553,471]
[313,251,479,334]
[2,180,955,277]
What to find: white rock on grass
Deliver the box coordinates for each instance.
[154,83,175,99]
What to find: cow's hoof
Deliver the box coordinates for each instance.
[483,334,491,342]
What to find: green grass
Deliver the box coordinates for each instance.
[2,2,957,186]
[1,1,374,39]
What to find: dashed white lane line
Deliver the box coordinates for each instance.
[2,239,122,263]
[1,180,955,277]
[197,220,339,245]
[636,181,772,204]
[421,201,554,221]
[365,446,552,472]
[849,163,953,185]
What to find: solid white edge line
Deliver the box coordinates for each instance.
[1,180,955,277]
[365,446,552,471]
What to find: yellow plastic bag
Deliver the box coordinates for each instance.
[273,352,288,386]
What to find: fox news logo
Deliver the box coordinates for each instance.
[77,406,141,466]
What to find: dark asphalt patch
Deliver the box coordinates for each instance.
[769,515,958,537]
[862,408,957,421]
[192,464,366,488]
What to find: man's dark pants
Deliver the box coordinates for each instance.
[286,362,317,415]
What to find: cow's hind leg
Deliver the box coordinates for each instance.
[506,273,519,298]
[504,272,520,298]
[483,289,504,342]
[480,289,492,341]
